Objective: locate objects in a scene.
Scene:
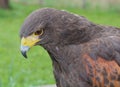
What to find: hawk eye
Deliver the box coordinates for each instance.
[34,29,43,35]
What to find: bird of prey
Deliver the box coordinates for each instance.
[20,8,120,87]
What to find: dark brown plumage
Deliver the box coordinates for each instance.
[20,8,120,87]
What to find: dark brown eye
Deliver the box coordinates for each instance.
[34,29,43,35]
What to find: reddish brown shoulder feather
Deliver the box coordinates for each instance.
[83,54,120,87]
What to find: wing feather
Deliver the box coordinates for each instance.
[82,36,120,87]
[84,36,120,65]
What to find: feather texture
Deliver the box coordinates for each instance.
[20,8,120,87]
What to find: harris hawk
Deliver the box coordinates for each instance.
[20,8,120,87]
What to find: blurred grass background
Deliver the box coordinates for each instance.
[0,0,120,87]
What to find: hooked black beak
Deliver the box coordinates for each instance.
[21,51,27,58]
[20,45,30,58]
[20,35,40,58]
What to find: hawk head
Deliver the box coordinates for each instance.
[20,8,91,58]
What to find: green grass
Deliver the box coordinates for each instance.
[0,2,120,87]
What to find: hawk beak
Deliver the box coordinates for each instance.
[20,35,40,58]
[20,45,29,58]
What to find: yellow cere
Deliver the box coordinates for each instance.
[21,34,40,47]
